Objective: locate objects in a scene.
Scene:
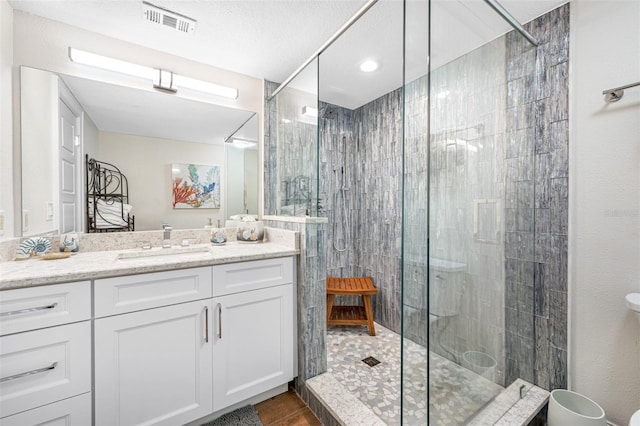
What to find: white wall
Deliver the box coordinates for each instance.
[0,0,13,239]
[569,1,640,424]
[20,67,58,236]
[244,149,258,214]
[226,146,245,217]
[98,132,226,231]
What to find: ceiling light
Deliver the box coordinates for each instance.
[68,47,238,99]
[302,106,318,117]
[231,139,257,149]
[174,75,237,99]
[360,60,379,72]
[69,48,154,80]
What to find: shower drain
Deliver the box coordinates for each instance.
[362,356,381,367]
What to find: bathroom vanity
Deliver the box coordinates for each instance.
[0,237,298,426]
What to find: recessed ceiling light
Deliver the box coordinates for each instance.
[360,60,379,73]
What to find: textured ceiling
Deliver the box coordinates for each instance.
[10,0,568,108]
[9,0,365,84]
[11,0,567,126]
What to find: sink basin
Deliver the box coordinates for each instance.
[117,245,211,260]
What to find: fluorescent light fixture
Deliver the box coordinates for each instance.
[68,47,237,99]
[360,59,379,72]
[281,118,292,124]
[69,48,155,80]
[436,90,450,99]
[302,106,318,117]
[231,139,257,149]
[174,74,237,99]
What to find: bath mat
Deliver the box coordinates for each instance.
[201,405,263,425]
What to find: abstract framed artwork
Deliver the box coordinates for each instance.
[172,163,221,209]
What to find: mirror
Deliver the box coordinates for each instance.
[20,66,259,236]
[225,114,259,218]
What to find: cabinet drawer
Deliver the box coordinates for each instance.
[94,266,213,318]
[0,322,91,418]
[0,392,91,425]
[213,257,294,296]
[0,282,91,336]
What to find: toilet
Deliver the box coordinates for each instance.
[429,257,466,319]
[428,258,466,358]
[626,293,640,426]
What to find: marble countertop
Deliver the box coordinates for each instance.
[0,242,298,290]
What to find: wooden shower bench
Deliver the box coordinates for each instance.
[326,276,378,336]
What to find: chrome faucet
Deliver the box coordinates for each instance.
[162,224,172,248]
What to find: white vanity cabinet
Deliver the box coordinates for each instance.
[212,257,295,411]
[94,267,214,426]
[0,282,92,425]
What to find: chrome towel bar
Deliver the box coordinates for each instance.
[603,81,640,102]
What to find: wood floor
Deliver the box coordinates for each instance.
[255,388,322,426]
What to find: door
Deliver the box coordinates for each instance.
[213,284,294,411]
[58,96,80,234]
[94,300,213,426]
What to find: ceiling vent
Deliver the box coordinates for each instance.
[142,1,196,34]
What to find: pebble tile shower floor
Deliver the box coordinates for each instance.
[327,323,504,425]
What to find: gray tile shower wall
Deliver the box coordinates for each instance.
[524,3,569,391]
[319,93,404,335]
[264,80,278,216]
[264,81,328,386]
[425,36,510,385]
[402,4,569,391]
[262,219,328,383]
[319,102,355,280]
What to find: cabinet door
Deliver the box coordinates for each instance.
[95,300,213,426]
[213,284,294,411]
[0,392,91,426]
[0,322,91,418]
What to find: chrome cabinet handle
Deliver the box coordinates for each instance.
[204,306,209,343]
[217,303,222,339]
[0,362,58,383]
[1,303,58,317]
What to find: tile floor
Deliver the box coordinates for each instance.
[327,322,505,425]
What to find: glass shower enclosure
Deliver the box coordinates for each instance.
[402,0,539,423]
[266,0,542,423]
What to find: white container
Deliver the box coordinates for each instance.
[462,351,496,381]
[548,389,606,426]
[236,220,264,242]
